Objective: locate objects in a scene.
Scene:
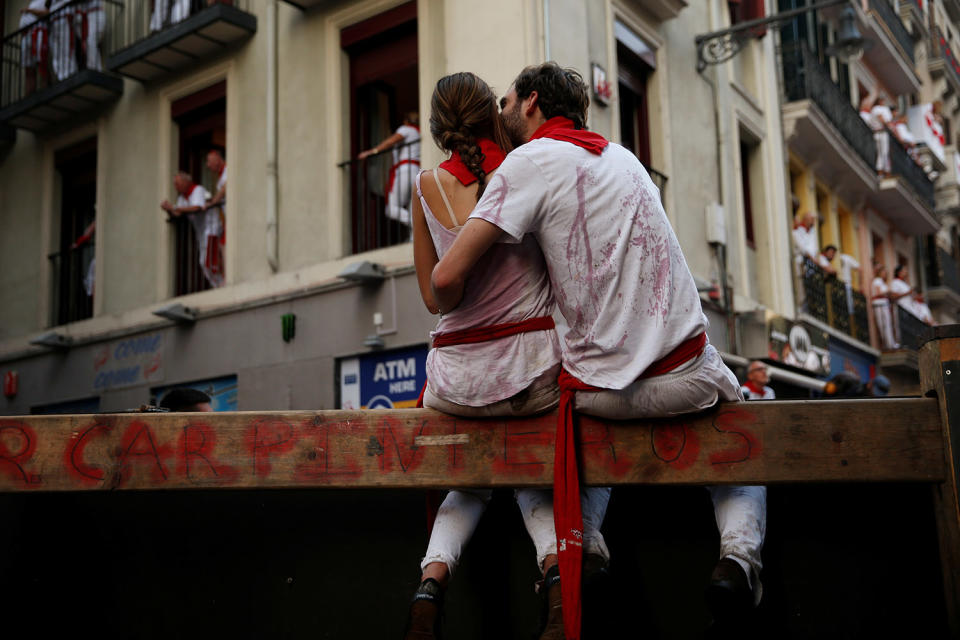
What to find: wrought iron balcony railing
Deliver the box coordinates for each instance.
[870,0,914,64]
[929,246,960,296]
[930,26,960,91]
[886,130,935,207]
[782,44,877,174]
[895,304,932,350]
[48,242,94,326]
[800,256,870,344]
[645,165,668,204]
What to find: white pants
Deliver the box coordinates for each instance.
[874,130,890,173]
[421,367,611,575]
[79,9,105,71]
[386,166,416,227]
[50,15,76,81]
[874,300,896,349]
[574,344,766,604]
[150,0,191,31]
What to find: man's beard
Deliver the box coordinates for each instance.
[501,104,527,148]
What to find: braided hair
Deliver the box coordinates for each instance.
[430,72,512,200]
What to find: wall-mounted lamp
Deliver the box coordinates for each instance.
[695,0,865,71]
[30,331,73,349]
[152,303,197,324]
[338,261,386,284]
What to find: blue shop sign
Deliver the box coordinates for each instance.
[339,345,428,409]
[828,338,877,383]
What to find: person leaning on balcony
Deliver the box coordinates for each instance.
[817,244,838,277]
[792,212,818,263]
[358,112,421,229]
[203,149,227,285]
[149,0,191,32]
[19,0,50,96]
[160,171,224,288]
[870,97,894,177]
[48,0,77,81]
[872,264,897,350]
[76,0,105,71]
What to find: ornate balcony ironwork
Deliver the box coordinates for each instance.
[800,256,871,344]
[886,130,935,208]
[929,246,960,296]
[929,26,960,94]
[895,304,931,350]
[48,242,94,326]
[869,0,914,64]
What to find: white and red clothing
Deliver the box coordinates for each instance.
[19,0,49,70]
[792,223,818,261]
[872,276,896,349]
[77,1,105,71]
[871,104,893,174]
[470,118,765,633]
[177,183,223,288]
[150,0,191,31]
[890,276,913,311]
[49,0,76,81]
[385,124,421,227]
[741,382,775,401]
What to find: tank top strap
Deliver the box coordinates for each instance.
[432,168,460,228]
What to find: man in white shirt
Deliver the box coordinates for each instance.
[839,253,861,319]
[160,171,223,288]
[817,245,838,276]
[432,63,763,638]
[49,0,76,81]
[358,112,421,229]
[150,0,191,32]
[871,98,894,176]
[741,361,775,400]
[19,0,50,96]
[792,212,818,262]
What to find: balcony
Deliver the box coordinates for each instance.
[928,26,960,97]
[856,0,920,95]
[935,145,960,215]
[49,243,94,326]
[105,1,256,83]
[869,130,939,234]
[0,0,124,132]
[895,304,932,351]
[781,45,877,201]
[799,257,870,345]
[645,165,668,203]
[898,0,927,40]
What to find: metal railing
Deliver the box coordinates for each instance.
[170,216,211,296]
[1,0,122,110]
[781,44,877,173]
[931,26,960,90]
[645,165,668,203]
[106,0,247,55]
[48,242,94,326]
[800,256,871,343]
[886,129,935,207]
[870,0,914,63]
[895,304,931,350]
[339,140,419,254]
[929,247,960,295]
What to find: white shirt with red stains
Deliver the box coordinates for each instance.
[419,172,561,407]
[469,139,707,390]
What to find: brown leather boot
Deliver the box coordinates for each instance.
[539,565,564,640]
[403,578,443,640]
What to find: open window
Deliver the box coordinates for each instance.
[170,81,226,295]
[341,1,419,254]
[51,138,97,326]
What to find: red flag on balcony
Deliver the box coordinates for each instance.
[730,0,767,36]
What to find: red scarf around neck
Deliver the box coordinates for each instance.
[438,138,506,186]
[743,380,767,396]
[528,116,609,155]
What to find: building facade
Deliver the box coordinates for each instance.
[0,0,954,413]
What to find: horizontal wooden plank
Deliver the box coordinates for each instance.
[0,398,945,492]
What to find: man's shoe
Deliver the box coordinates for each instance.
[403,578,443,640]
[705,557,752,622]
[538,565,564,640]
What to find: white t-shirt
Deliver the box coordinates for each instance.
[177,184,220,239]
[19,0,47,28]
[470,138,707,389]
[871,104,893,128]
[840,254,860,284]
[890,277,912,310]
[792,225,818,259]
[872,276,889,303]
[741,384,775,400]
[895,122,916,145]
[393,125,421,165]
[216,165,227,194]
[816,253,833,270]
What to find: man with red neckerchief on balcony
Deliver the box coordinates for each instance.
[431,62,765,639]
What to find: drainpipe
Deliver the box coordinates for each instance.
[543,0,551,60]
[266,0,279,272]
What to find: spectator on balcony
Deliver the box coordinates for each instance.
[840,252,861,318]
[741,361,775,401]
[19,0,50,96]
[872,264,897,350]
[358,112,421,230]
[160,171,224,288]
[912,293,935,325]
[792,212,818,262]
[869,98,894,177]
[203,149,227,279]
[77,0,105,71]
[892,110,918,161]
[816,244,838,277]
[150,0,191,32]
[49,0,77,81]
[71,220,96,298]
[890,265,914,312]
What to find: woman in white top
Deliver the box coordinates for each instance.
[403,72,597,640]
[872,264,897,350]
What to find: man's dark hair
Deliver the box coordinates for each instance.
[512,62,590,129]
[823,245,837,253]
[159,387,211,412]
[894,264,907,278]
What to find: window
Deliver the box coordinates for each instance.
[51,138,97,326]
[739,139,757,248]
[171,81,226,295]
[617,42,652,167]
[342,2,418,254]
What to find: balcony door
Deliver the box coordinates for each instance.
[52,139,97,326]
[342,1,418,254]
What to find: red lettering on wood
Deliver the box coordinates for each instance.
[374,415,425,473]
[709,407,762,465]
[492,421,551,477]
[117,421,173,486]
[246,418,297,477]
[294,417,362,483]
[176,422,238,485]
[651,421,701,470]
[580,422,633,477]
[0,422,41,487]
[64,421,113,486]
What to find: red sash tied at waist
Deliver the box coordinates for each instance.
[553,331,707,640]
[431,316,555,348]
[387,158,420,194]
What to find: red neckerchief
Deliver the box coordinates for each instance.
[218,164,226,179]
[744,380,766,396]
[528,116,608,155]
[438,138,506,186]
[185,183,199,199]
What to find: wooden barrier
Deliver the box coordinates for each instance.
[1,330,959,633]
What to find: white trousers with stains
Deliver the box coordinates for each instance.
[573,344,766,603]
[421,366,610,574]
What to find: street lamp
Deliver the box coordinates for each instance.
[695,0,867,72]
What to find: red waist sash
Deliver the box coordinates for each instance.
[431,316,555,348]
[554,331,707,640]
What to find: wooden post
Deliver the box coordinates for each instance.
[919,325,960,636]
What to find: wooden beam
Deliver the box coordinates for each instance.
[0,398,942,493]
